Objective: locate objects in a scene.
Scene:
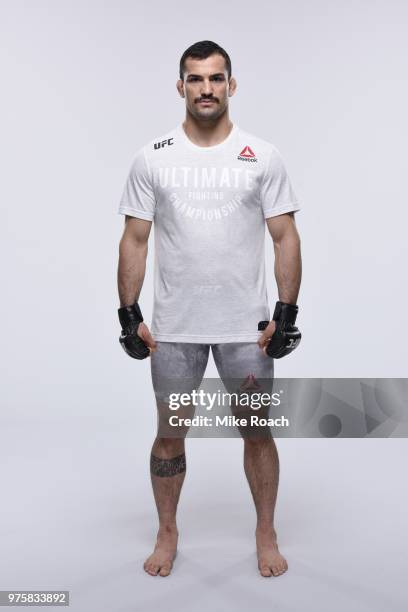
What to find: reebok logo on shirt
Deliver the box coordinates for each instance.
[237,145,258,162]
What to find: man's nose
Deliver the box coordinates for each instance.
[200,80,214,96]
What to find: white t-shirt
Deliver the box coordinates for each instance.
[119,123,300,343]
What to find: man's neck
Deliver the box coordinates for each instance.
[182,113,234,147]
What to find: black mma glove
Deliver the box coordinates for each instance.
[118,302,150,360]
[258,301,301,359]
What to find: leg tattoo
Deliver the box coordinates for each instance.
[150,452,186,478]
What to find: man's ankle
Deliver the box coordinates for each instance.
[256,522,276,534]
[158,522,178,534]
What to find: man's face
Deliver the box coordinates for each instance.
[177,53,236,121]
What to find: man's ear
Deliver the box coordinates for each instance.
[176,79,185,98]
[228,77,237,97]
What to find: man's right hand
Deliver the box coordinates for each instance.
[118,303,157,359]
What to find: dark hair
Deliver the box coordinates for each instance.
[179,40,232,80]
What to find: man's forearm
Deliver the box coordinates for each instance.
[273,231,302,305]
[117,238,148,307]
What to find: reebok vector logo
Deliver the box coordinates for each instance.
[237,145,258,162]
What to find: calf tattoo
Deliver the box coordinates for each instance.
[150,452,186,477]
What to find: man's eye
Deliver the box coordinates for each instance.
[212,76,224,81]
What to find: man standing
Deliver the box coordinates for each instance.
[117,40,302,578]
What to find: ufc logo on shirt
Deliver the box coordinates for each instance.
[154,138,174,150]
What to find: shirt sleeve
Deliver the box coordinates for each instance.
[118,148,156,221]
[260,147,301,219]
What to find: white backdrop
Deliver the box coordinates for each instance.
[1,1,407,611]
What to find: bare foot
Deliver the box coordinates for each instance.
[256,526,288,577]
[143,525,178,577]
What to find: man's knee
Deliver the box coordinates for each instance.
[154,436,185,454]
[243,430,273,444]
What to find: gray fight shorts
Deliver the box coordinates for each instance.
[150,342,274,438]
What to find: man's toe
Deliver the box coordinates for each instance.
[259,564,272,577]
[159,562,172,577]
[272,562,287,576]
[145,562,160,576]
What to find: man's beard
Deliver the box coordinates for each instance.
[191,101,225,121]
